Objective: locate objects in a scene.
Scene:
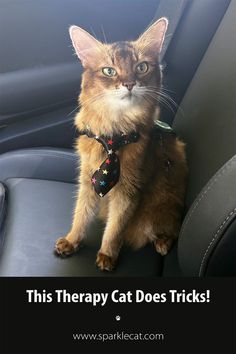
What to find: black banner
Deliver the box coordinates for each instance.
[1,277,235,354]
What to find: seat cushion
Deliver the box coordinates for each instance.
[0,148,78,183]
[0,148,161,276]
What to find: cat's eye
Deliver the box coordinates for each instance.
[136,62,149,74]
[102,67,117,77]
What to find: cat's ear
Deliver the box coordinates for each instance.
[136,17,168,55]
[69,26,103,67]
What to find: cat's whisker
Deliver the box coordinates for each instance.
[85,26,107,56]
[149,90,176,104]
[142,95,154,106]
[157,91,184,116]
[145,92,176,114]
[143,85,176,96]
[137,86,180,113]
[161,87,176,94]
[158,92,179,108]
[101,25,108,44]
[165,33,173,39]
[158,98,176,114]
[145,85,175,94]
[80,96,99,108]
[67,105,80,117]
[152,95,176,113]
[141,88,182,115]
[156,98,176,115]
[89,26,99,41]
[81,92,108,109]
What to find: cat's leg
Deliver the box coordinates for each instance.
[55,177,98,256]
[153,199,183,256]
[96,191,137,271]
[126,207,180,256]
[154,237,174,256]
[124,191,183,256]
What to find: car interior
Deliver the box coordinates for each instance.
[0,0,235,276]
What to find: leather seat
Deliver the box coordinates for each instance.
[0,148,161,276]
[168,0,236,277]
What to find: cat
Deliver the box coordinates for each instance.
[55,18,187,271]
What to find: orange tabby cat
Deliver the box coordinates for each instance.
[55,18,187,271]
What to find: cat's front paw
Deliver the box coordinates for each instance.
[155,238,173,256]
[55,237,76,257]
[96,251,116,271]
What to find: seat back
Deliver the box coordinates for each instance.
[173,0,236,276]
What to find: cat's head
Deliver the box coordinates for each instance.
[70,18,168,114]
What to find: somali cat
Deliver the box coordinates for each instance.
[55,18,187,271]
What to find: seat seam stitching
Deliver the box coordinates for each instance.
[0,185,5,219]
[199,207,236,276]
[180,157,236,238]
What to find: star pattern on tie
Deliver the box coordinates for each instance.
[79,130,139,198]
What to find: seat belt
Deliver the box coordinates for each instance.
[150,0,189,61]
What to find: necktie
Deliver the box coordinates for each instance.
[80,130,139,197]
[79,120,174,198]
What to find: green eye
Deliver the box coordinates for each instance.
[102,67,117,77]
[136,62,149,74]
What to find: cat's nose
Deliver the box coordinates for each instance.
[122,81,136,91]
